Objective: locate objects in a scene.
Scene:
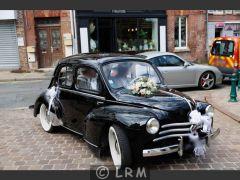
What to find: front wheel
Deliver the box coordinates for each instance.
[108,125,132,168]
[198,72,215,90]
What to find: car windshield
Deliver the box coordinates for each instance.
[102,60,164,92]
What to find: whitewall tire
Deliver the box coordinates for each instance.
[39,104,54,132]
[108,125,132,168]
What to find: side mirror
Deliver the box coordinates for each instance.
[183,62,191,68]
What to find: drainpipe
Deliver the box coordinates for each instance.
[23,10,30,71]
[70,10,74,55]
[206,11,209,62]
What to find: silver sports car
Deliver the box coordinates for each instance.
[139,51,222,90]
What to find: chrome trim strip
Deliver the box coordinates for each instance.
[84,138,99,148]
[161,122,192,128]
[59,87,105,100]
[62,125,83,136]
[159,128,190,135]
[62,125,99,148]
[159,89,193,111]
[153,133,190,142]
[143,144,179,157]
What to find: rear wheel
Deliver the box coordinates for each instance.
[39,104,54,132]
[108,125,132,168]
[199,72,215,90]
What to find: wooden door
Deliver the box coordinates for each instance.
[37,26,63,68]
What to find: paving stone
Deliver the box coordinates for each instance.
[0,103,240,170]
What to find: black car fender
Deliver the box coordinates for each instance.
[33,91,63,119]
[83,105,157,149]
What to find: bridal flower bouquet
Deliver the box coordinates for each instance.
[130,77,158,97]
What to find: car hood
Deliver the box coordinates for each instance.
[115,87,195,112]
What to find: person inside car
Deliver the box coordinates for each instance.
[76,67,99,91]
[108,63,131,89]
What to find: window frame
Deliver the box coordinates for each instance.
[175,16,188,49]
[57,64,74,89]
[86,17,160,53]
[211,40,235,57]
[74,65,103,95]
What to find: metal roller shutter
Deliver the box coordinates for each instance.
[0,21,19,70]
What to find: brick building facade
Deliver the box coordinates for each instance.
[19,10,73,70]
[16,10,29,70]
[166,10,207,63]
[15,10,210,70]
[207,10,240,50]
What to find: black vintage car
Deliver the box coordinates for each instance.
[33,53,219,168]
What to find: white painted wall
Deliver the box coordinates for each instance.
[80,27,89,53]
[159,26,166,52]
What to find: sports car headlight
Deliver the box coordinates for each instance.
[206,105,214,118]
[146,118,159,134]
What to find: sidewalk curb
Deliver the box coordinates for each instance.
[0,77,51,82]
[205,95,240,123]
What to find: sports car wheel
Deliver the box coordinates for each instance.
[108,125,132,168]
[199,72,215,90]
[39,104,54,132]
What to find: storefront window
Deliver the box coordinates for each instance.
[88,19,98,52]
[116,18,158,52]
[138,18,158,51]
[175,16,187,48]
[116,18,138,52]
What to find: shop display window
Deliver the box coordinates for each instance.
[116,18,158,52]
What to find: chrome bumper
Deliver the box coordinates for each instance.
[143,137,183,157]
[142,128,220,157]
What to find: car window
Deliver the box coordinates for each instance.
[58,65,73,88]
[211,40,234,57]
[75,66,101,93]
[152,55,184,67]
[102,61,162,90]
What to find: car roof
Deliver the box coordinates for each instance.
[58,53,145,66]
[138,51,177,59]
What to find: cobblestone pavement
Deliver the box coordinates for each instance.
[0,107,240,170]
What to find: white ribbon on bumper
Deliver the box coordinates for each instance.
[188,110,212,157]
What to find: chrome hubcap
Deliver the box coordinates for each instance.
[201,73,214,89]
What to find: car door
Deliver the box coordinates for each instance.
[56,64,76,129]
[151,55,196,87]
[63,65,104,134]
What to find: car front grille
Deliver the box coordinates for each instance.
[153,122,192,142]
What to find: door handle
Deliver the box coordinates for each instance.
[96,101,104,105]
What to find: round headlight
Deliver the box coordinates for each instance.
[206,105,214,117]
[146,118,159,134]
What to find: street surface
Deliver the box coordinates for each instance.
[0,80,239,170]
[0,80,49,109]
